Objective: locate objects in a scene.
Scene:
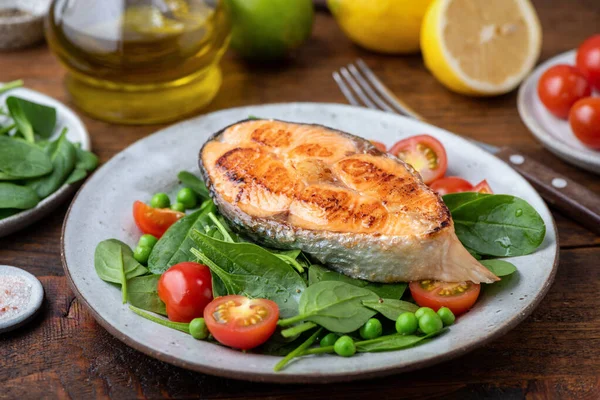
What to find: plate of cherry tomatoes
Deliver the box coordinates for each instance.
[518,35,600,174]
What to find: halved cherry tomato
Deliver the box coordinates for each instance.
[370,140,387,152]
[158,262,213,322]
[473,179,493,194]
[576,34,600,91]
[409,280,481,316]
[537,64,591,119]
[133,201,184,238]
[389,135,448,184]
[429,176,473,196]
[204,295,279,350]
[569,97,600,149]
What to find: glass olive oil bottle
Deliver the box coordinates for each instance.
[46,0,231,124]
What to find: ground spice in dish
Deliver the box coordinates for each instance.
[0,275,32,321]
[0,8,30,19]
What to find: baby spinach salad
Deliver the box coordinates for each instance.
[0,80,98,219]
[93,169,546,372]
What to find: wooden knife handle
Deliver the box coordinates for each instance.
[495,147,600,236]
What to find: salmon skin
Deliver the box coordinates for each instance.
[199,119,498,284]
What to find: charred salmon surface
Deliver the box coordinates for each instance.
[200,119,498,284]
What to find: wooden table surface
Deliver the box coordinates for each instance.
[2,1,600,399]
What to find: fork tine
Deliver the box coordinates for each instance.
[355,59,424,120]
[339,67,379,110]
[332,71,361,107]
[347,63,396,114]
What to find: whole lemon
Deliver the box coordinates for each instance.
[226,0,314,61]
[328,0,434,54]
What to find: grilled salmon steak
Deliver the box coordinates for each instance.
[199,119,499,284]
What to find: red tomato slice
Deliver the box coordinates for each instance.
[370,140,387,152]
[569,97,600,149]
[389,135,448,184]
[429,176,473,196]
[576,34,600,91]
[537,64,591,119]
[158,262,213,323]
[409,280,481,316]
[133,201,184,238]
[473,179,493,194]
[204,295,279,350]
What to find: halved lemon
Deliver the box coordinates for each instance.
[421,0,542,96]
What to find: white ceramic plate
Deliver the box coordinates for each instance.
[518,50,600,174]
[61,104,558,383]
[0,86,91,237]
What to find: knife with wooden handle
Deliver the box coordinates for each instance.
[484,145,600,235]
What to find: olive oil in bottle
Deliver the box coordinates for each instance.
[45,0,231,124]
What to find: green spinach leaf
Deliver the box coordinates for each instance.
[308,264,406,299]
[0,182,40,209]
[65,168,87,184]
[190,232,306,318]
[26,129,77,198]
[449,194,546,257]
[177,170,210,201]
[480,259,517,277]
[127,275,167,315]
[0,136,53,178]
[442,192,491,212]
[278,281,379,333]
[0,80,23,95]
[75,147,99,171]
[0,208,19,219]
[362,298,419,321]
[148,201,218,274]
[95,239,148,283]
[6,96,56,140]
[355,330,445,352]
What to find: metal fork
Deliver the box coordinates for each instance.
[332,59,498,154]
[332,59,600,235]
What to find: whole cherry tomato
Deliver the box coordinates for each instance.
[569,97,600,149]
[537,64,591,119]
[158,262,213,323]
[576,34,600,91]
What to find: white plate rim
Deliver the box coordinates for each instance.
[517,49,600,174]
[0,86,91,237]
[61,103,559,383]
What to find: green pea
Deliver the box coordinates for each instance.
[189,318,209,340]
[415,307,436,319]
[138,234,158,249]
[171,202,186,213]
[359,318,383,340]
[395,312,418,335]
[177,187,197,209]
[334,335,356,357]
[133,245,151,264]
[418,312,443,335]
[437,307,456,326]
[150,193,170,209]
[320,332,339,347]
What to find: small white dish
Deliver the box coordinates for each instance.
[518,50,600,174]
[0,85,91,238]
[0,0,50,50]
[0,264,44,333]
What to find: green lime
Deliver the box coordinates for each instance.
[226,0,314,61]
